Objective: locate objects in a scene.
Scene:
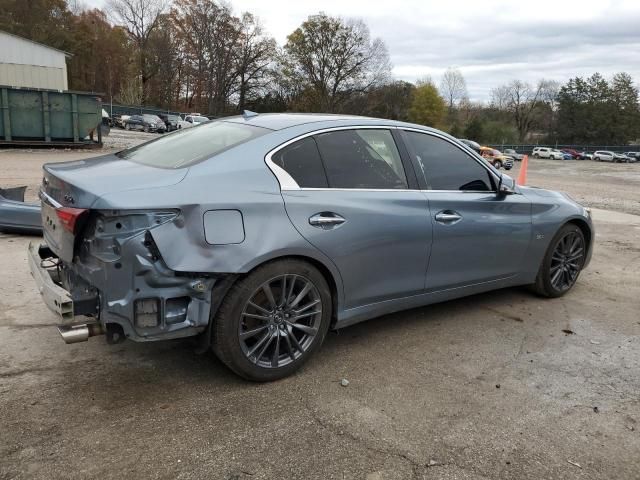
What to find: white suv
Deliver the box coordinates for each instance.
[532,147,563,160]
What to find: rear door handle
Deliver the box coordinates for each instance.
[309,212,346,229]
[435,210,462,224]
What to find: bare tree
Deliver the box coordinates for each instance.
[235,13,277,111]
[108,0,168,104]
[283,13,391,112]
[490,79,548,141]
[440,67,467,110]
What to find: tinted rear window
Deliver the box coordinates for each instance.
[117,121,269,168]
[272,137,328,188]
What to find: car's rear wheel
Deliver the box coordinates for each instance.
[494,160,502,169]
[212,259,332,381]
[533,153,539,158]
[125,123,130,131]
[531,224,586,298]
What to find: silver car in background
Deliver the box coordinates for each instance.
[29,114,594,381]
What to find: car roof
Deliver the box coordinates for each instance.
[223,113,416,131]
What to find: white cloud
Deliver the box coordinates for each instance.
[83,0,640,101]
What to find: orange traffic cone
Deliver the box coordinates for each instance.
[517,154,528,186]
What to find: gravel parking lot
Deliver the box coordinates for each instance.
[1,136,639,479]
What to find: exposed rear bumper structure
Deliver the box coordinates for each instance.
[28,241,74,322]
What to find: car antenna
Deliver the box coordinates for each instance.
[242,110,259,119]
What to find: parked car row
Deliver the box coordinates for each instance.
[110,112,212,134]
[596,150,639,162]
[531,147,638,163]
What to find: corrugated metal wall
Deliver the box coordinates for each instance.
[0,31,68,90]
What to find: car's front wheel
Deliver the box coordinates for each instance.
[531,224,586,298]
[212,259,332,381]
[494,160,502,169]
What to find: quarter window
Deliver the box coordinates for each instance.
[314,129,408,189]
[402,131,494,191]
[271,137,328,188]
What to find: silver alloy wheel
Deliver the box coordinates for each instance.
[550,231,585,291]
[238,274,323,368]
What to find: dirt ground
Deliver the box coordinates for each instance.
[1,134,639,479]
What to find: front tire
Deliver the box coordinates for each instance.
[212,259,332,381]
[494,160,502,169]
[531,224,586,298]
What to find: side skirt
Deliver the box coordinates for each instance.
[334,275,530,330]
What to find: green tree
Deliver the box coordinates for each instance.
[408,82,446,128]
[463,117,484,141]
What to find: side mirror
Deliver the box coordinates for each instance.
[497,174,515,196]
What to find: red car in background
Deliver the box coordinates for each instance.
[561,148,587,160]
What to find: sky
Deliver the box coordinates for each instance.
[84,0,640,101]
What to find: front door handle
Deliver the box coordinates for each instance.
[435,210,462,224]
[309,212,346,230]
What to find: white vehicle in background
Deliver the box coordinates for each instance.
[177,115,209,129]
[532,147,563,160]
[593,151,629,163]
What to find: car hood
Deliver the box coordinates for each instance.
[43,153,188,208]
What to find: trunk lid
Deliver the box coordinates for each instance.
[41,153,187,262]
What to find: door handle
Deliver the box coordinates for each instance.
[309,212,346,230]
[435,210,462,224]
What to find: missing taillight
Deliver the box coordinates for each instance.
[56,207,89,234]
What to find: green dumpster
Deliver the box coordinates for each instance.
[0,86,103,147]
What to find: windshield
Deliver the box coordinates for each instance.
[144,115,161,122]
[117,121,269,168]
[193,116,209,123]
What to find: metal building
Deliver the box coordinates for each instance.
[0,30,70,91]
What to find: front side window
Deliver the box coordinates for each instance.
[117,121,268,169]
[314,129,408,189]
[271,137,328,188]
[402,131,494,191]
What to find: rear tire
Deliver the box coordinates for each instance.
[494,160,502,169]
[531,224,586,298]
[125,123,130,131]
[212,259,332,381]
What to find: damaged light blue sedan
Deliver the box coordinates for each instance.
[29,113,593,381]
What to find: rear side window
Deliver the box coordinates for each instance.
[402,131,494,191]
[117,121,268,168]
[271,137,328,188]
[314,129,408,189]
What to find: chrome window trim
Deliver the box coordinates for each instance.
[264,124,502,193]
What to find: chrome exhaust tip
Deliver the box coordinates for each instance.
[57,323,104,344]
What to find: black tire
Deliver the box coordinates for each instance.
[494,160,502,169]
[212,259,332,381]
[125,123,130,131]
[531,224,586,298]
[533,153,539,158]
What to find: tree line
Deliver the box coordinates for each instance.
[1,0,639,144]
